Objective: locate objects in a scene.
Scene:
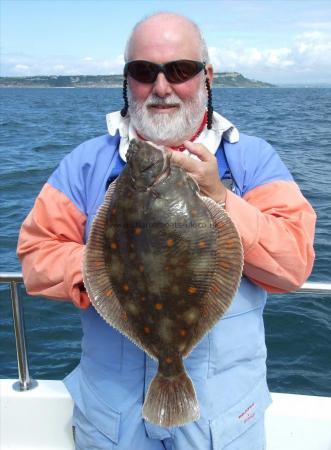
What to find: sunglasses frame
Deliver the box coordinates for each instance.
[124,59,206,84]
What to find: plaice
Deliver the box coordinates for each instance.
[83,139,243,427]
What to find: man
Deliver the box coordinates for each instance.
[17,12,316,450]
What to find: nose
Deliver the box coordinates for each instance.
[152,72,172,97]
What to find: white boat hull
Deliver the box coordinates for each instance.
[265,392,331,450]
[0,379,330,449]
[0,379,74,450]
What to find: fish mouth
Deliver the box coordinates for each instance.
[128,141,171,190]
[145,142,171,186]
[141,161,156,173]
[153,165,171,186]
[151,142,170,162]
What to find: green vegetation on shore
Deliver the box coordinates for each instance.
[0,73,274,88]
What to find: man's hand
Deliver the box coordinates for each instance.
[170,141,227,203]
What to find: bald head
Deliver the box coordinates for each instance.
[125,12,209,63]
[123,13,213,145]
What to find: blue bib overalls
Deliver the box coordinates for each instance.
[59,135,272,450]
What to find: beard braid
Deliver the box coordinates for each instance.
[128,77,207,145]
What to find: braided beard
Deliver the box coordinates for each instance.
[128,78,207,146]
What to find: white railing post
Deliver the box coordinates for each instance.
[1,273,37,391]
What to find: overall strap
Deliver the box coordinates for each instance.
[105,151,126,190]
[215,143,235,192]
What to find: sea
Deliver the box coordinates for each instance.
[0,87,330,397]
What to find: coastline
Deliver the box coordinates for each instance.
[0,85,278,88]
[0,72,275,89]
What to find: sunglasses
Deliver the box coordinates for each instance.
[124,59,205,84]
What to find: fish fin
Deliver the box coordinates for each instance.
[143,365,199,427]
[83,181,149,353]
[183,195,243,356]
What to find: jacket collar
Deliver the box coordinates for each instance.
[106,110,239,162]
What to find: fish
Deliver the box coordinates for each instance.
[83,139,243,427]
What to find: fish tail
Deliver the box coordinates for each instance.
[142,358,200,427]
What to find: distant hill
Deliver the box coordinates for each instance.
[213,72,274,87]
[0,73,274,88]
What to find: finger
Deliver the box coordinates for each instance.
[183,141,212,162]
[170,150,200,173]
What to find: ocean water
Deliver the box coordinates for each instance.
[0,87,330,396]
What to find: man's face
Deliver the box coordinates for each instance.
[126,19,213,145]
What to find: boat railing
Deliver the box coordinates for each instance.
[1,272,37,391]
[1,272,331,392]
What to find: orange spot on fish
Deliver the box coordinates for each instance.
[165,357,173,364]
[122,311,128,321]
[212,285,221,294]
[198,240,206,249]
[225,239,234,249]
[166,239,174,247]
[143,326,151,334]
[111,208,117,215]
[94,261,103,267]
[188,287,198,294]
[154,303,163,311]
[134,227,142,236]
[111,242,118,250]
[123,283,129,292]
[139,265,144,273]
[105,290,113,297]
[191,209,198,216]
[179,329,187,337]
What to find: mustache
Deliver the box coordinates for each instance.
[144,95,182,107]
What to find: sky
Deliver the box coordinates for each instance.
[1,0,331,84]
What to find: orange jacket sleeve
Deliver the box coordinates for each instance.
[17,183,90,309]
[226,180,316,292]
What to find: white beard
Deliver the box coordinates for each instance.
[128,77,207,146]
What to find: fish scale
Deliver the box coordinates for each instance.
[83,139,243,427]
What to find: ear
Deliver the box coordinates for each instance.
[205,64,214,86]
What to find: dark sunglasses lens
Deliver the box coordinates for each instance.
[166,60,203,83]
[127,61,157,83]
[125,60,204,84]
